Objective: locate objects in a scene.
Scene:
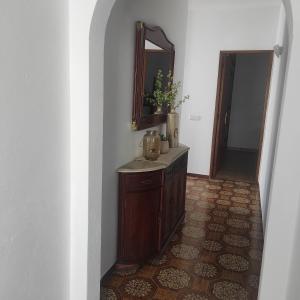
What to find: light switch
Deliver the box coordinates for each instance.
[190,114,202,121]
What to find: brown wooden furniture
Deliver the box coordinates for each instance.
[117,149,188,266]
[132,21,175,131]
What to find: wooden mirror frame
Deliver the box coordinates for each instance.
[132,21,175,131]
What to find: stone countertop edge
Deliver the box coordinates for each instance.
[117,144,189,173]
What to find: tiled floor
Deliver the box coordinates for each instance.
[101,176,264,299]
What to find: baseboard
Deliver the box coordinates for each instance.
[227,147,258,153]
[187,173,209,179]
[100,263,116,285]
[256,181,265,232]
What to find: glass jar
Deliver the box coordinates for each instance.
[143,130,161,161]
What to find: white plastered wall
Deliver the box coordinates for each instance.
[0,0,69,299]
[180,0,281,175]
[70,1,116,299]
[259,0,300,299]
[258,5,289,226]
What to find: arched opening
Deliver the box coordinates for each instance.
[85,0,294,299]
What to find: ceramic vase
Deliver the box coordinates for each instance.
[167,110,179,148]
[154,106,162,114]
[160,140,169,154]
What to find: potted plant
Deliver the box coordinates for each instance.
[149,69,190,147]
[160,134,169,154]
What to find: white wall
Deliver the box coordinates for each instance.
[70,1,100,299]
[70,0,118,299]
[287,198,300,299]
[258,5,289,226]
[227,54,271,150]
[180,0,281,175]
[101,0,188,276]
[259,0,300,298]
[0,0,69,299]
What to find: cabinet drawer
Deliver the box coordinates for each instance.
[124,171,162,192]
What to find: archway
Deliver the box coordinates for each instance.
[71,0,294,299]
[70,1,117,299]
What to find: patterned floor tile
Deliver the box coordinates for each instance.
[156,267,191,290]
[101,177,264,299]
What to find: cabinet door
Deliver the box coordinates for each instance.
[118,171,162,264]
[160,153,188,248]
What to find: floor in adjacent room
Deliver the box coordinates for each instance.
[101,176,264,300]
[216,150,258,182]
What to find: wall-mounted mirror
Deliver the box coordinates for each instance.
[132,21,175,131]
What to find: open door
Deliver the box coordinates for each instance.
[211,54,236,178]
[211,50,274,182]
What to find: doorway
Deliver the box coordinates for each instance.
[210,51,274,182]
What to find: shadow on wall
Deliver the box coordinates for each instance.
[89,1,116,299]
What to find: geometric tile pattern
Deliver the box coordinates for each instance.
[171,244,200,260]
[193,262,218,278]
[223,233,250,248]
[213,280,248,300]
[101,177,264,299]
[156,267,191,290]
[218,254,249,272]
[122,278,154,297]
[181,293,209,300]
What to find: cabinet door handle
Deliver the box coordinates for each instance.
[141,179,152,185]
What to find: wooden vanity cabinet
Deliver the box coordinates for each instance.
[117,151,188,265]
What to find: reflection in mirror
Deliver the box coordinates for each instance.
[132,22,175,131]
[143,39,173,116]
[145,40,163,50]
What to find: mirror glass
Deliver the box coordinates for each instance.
[143,40,174,116]
[132,22,175,131]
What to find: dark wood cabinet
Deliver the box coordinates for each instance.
[117,151,188,265]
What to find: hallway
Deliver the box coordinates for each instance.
[216,150,258,182]
[101,176,263,299]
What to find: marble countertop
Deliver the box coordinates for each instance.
[118,145,189,173]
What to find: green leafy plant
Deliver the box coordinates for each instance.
[147,69,166,108]
[148,69,190,112]
[160,134,168,141]
[165,71,190,111]
[153,69,166,107]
